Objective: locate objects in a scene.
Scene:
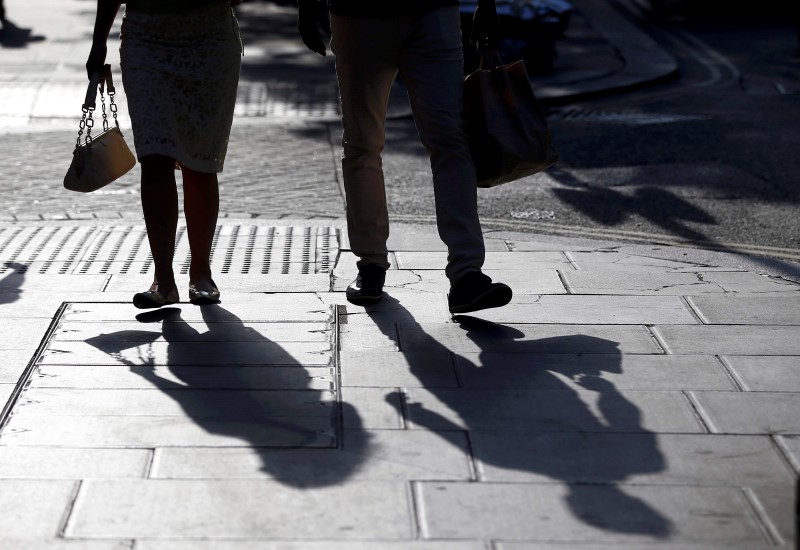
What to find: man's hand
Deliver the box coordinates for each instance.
[470,2,498,50]
[297,0,330,56]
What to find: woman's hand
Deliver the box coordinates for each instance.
[86,42,108,79]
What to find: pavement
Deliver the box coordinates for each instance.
[1,0,799,548]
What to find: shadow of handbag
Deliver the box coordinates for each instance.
[464,49,559,188]
[64,64,136,193]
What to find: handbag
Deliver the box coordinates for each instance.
[64,64,136,193]
[463,49,559,188]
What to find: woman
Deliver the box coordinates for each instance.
[86,0,242,308]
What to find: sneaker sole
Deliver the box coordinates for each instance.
[449,285,512,315]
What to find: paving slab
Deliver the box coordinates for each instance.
[1,415,336,448]
[151,429,473,481]
[38,341,333,367]
[0,293,66,318]
[560,270,799,295]
[398,323,664,354]
[654,325,800,355]
[566,251,716,270]
[0,274,108,292]
[138,541,486,550]
[746,485,797,546]
[30,365,336,391]
[395,251,569,270]
[67,480,413,539]
[403,388,704,433]
[0,348,33,384]
[104,274,333,294]
[470,433,793,486]
[0,480,77,538]
[0,383,14,405]
[776,435,800,472]
[0,318,56,349]
[454,353,735,391]
[339,323,401,351]
[687,295,800,325]
[341,387,405,430]
[689,392,800,435]
[0,542,133,550]
[59,300,332,323]
[16,388,335,418]
[416,482,766,543]
[723,356,800,391]
[462,295,698,325]
[52,321,330,343]
[0,447,150,479]
[340,350,458,388]
[497,543,777,549]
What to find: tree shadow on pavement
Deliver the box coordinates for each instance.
[0,262,26,306]
[86,304,370,487]
[365,295,673,539]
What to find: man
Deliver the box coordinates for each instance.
[298,0,512,314]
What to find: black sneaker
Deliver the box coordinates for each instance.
[448,271,512,314]
[346,265,386,305]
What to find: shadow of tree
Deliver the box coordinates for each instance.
[86,304,369,487]
[364,295,673,538]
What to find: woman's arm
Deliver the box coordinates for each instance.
[86,0,122,78]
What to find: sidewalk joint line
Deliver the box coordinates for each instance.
[740,486,787,547]
[57,479,83,539]
[715,355,746,392]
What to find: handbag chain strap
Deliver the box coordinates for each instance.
[76,64,120,151]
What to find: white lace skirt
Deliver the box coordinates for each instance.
[119,2,242,173]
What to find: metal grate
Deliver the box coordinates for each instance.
[0,225,338,275]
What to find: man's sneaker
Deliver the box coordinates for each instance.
[346,265,387,305]
[448,271,512,314]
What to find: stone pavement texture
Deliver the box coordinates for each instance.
[1,0,799,548]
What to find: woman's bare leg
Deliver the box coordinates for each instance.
[140,154,179,295]
[181,164,219,292]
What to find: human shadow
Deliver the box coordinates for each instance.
[364,295,672,538]
[86,304,369,487]
[0,262,26,306]
[0,17,46,49]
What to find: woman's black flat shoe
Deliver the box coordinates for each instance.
[188,281,220,305]
[133,286,180,309]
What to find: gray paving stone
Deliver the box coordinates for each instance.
[0,349,31,384]
[690,392,800,435]
[138,542,485,550]
[0,480,77,538]
[566,251,713,270]
[416,482,767,543]
[654,326,800,355]
[470,433,793,485]
[67,480,412,539]
[39,341,333,366]
[342,387,405,430]
[0,319,53,349]
[403,388,703,433]
[0,293,64,318]
[53,321,331,343]
[340,350,458,388]
[0,274,107,292]
[31,365,335,391]
[455,353,734,391]
[777,435,800,471]
[152,429,473,481]
[561,270,799,295]
[395,251,568,270]
[463,295,698,325]
[0,447,150,479]
[17,388,335,417]
[335,289,453,323]
[747,485,796,546]
[60,300,332,323]
[399,323,664,354]
[0,383,13,405]
[339,323,401,351]
[2,415,336,448]
[497,543,776,549]
[0,542,133,550]
[688,295,800,325]
[724,356,800,391]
